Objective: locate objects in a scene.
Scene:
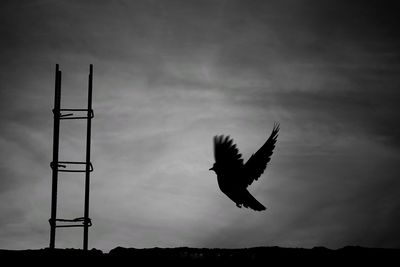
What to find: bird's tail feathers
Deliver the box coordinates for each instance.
[243,192,266,211]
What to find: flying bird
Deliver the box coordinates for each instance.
[209,123,279,211]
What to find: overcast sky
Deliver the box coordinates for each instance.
[1,0,400,251]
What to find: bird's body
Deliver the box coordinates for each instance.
[210,123,279,211]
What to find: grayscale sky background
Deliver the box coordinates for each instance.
[1,0,400,251]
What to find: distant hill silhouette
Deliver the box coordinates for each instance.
[1,246,399,265]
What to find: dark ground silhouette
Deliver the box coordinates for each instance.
[1,246,398,265]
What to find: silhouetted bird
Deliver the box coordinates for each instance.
[209,123,279,211]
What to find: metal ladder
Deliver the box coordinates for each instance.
[49,64,94,250]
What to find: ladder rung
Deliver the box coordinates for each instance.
[53,108,94,120]
[61,108,91,111]
[50,161,94,172]
[49,217,92,228]
[60,115,93,120]
[56,224,85,228]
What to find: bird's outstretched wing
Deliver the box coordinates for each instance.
[243,123,279,187]
[214,135,244,168]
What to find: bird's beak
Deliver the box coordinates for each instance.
[209,167,214,171]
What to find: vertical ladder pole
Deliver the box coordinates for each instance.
[50,64,62,249]
[83,64,93,250]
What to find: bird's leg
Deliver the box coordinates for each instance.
[236,203,242,208]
